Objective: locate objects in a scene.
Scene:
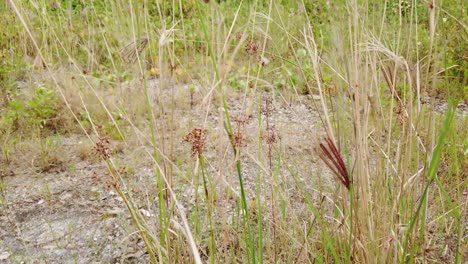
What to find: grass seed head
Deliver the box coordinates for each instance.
[316,137,351,190]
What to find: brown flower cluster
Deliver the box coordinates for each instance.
[265,128,278,145]
[262,96,278,145]
[245,40,259,55]
[232,115,252,148]
[394,104,407,125]
[95,137,111,160]
[183,128,207,157]
[325,83,338,96]
[261,96,274,116]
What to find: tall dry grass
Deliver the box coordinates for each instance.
[5,0,465,263]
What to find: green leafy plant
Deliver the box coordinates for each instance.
[3,85,60,132]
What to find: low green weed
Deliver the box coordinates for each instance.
[2,85,60,132]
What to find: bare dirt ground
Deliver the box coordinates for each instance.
[0,81,334,263]
[1,79,466,263]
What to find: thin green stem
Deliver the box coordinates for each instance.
[131,0,168,255]
[402,101,456,263]
[199,155,216,264]
[347,184,354,264]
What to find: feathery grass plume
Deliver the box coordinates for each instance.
[316,137,351,190]
[120,36,150,65]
